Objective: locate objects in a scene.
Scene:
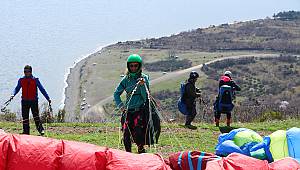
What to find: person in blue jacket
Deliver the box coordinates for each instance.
[11,65,51,135]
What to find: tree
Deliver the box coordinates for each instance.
[57,109,66,123]
[40,102,54,123]
[0,109,16,122]
[168,49,176,59]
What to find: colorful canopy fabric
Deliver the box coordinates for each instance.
[286,127,300,162]
[1,127,300,170]
[216,127,300,163]
[206,153,300,170]
[268,130,289,161]
[215,128,263,158]
[168,151,220,170]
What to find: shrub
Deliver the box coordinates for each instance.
[145,59,192,72]
[258,111,283,122]
[0,111,16,122]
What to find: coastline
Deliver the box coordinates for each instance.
[61,45,105,108]
[61,16,300,122]
[62,45,107,121]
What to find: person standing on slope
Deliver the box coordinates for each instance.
[11,65,51,135]
[114,54,151,153]
[182,71,202,130]
[214,70,241,127]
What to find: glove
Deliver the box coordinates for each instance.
[48,99,52,104]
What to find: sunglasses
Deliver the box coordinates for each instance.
[129,64,139,68]
[24,70,32,73]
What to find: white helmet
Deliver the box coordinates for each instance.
[224,70,232,77]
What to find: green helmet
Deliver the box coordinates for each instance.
[127,54,142,64]
[127,54,142,76]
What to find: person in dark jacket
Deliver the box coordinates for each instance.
[11,65,51,135]
[219,71,241,90]
[214,70,241,127]
[182,71,201,130]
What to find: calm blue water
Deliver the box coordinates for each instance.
[0,0,299,113]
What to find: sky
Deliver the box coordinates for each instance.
[0,0,299,112]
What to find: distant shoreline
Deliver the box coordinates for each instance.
[62,15,300,122]
[62,45,106,109]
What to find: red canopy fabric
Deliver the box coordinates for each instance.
[0,132,170,170]
[58,140,107,170]
[6,134,62,170]
[269,157,300,170]
[206,153,300,170]
[1,132,299,170]
[206,153,269,170]
[0,132,108,170]
[0,131,10,170]
[106,148,171,170]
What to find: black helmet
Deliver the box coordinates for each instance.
[24,65,32,72]
[189,71,199,79]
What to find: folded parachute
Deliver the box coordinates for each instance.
[215,128,265,159]
[0,131,171,170]
[1,126,300,170]
[215,127,300,163]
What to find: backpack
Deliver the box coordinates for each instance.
[221,75,231,83]
[177,82,190,115]
[217,85,234,113]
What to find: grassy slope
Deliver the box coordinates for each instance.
[84,49,256,98]
[1,119,299,157]
[75,48,260,119]
[66,17,300,120]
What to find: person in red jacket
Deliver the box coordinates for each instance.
[11,65,51,135]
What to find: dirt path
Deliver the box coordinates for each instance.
[95,54,276,104]
[83,53,278,121]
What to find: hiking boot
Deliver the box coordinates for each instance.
[39,130,45,136]
[226,119,231,127]
[215,118,220,127]
[138,146,146,154]
[20,132,29,135]
[185,124,197,130]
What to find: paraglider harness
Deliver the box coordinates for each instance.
[214,85,234,113]
[214,75,236,114]
[177,82,190,115]
[120,78,161,148]
[178,81,205,115]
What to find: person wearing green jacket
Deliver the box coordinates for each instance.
[114,54,150,153]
